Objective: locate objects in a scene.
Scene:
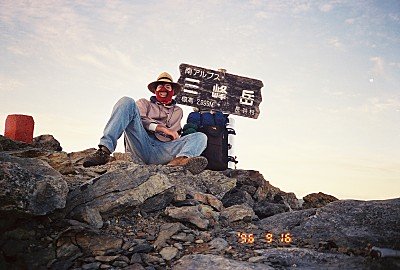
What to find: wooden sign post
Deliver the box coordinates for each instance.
[176,63,264,119]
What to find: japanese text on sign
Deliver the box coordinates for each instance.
[185,67,220,81]
[177,63,264,119]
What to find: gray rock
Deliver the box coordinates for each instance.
[130,253,142,264]
[302,192,338,209]
[154,223,185,250]
[125,263,146,270]
[66,165,173,227]
[159,246,178,261]
[165,206,209,229]
[0,135,30,151]
[140,188,175,214]
[112,260,128,267]
[74,233,123,255]
[192,192,224,211]
[258,198,400,250]
[254,201,289,219]
[141,254,164,265]
[82,262,101,269]
[221,204,256,223]
[223,169,300,209]
[222,189,254,207]
[173,254,273,270]
[257,247,366,269]
[209,237,228,251]
[32,134,62,151]
[130,243,153,253]
[94,255,120,262]
[0,152,68,215]
[167,169,236,200]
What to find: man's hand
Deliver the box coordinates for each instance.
[156,126,179,140]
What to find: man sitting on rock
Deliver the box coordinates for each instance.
[83,72,208,174]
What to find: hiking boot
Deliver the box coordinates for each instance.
[82,148,111,167]
[167,156,208,175]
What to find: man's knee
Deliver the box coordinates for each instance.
[116,96,136,109]
[189,132,207,147]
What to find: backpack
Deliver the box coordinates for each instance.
[186,111,237,171]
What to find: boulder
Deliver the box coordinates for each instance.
[302,192,338,209]
[224,169,300,210]
[253,247,366,269]
[65,165,174,227]
[173,254,273,270]
[0,152,68,216]
[32,134,62,151]
[222,188,254,208]
[258,198,400,250]
[254,201,289,219]
[0,135,30,151]
[164,206,210,230]
[221,204,256,223]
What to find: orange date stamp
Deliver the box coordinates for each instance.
[236,232,292,244]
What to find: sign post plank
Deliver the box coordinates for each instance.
[176,63,264,119]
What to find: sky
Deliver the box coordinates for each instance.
[1,0,399,201]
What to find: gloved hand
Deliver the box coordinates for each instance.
[181,123,198,136]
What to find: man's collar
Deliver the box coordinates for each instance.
[150,96,176,107]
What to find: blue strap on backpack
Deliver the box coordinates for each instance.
[187,111,228,127]
[214,111,227,126]
[187,112,201,126]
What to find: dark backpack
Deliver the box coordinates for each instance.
[186,111,236,171]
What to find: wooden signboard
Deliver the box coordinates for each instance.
[175,63,264,119]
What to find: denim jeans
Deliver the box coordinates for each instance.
[99,97,207,165]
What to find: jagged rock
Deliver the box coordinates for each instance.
[32,134,62,151]
[222,188,254,207]
[154,223,185,250]
[140,188,175,214]
[160,246,179,261]
[193,192,224,211]
[165,169,236,201]
[65,165,173,227]
[125,263,146,270]
[165,206,210,229]
[94,255,120,262]
[141,253,164,264]
[302,192,338,209]
[209,237,229,251]
[258,198,400,250]
[130,243,153,253]
[254,247,366,269]
[173,254,273,269]
[0,152,68,215]
[82,262,101,269]
[224,169,300,210]
[221,204,256,223]
[0,135,30,151]
[74,232,123,255]
[253,201,289,219]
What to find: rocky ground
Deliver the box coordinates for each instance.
[1,134,399,270]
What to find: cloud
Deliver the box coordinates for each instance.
[362,97,400,114]
[345,18,356,24]
[370,56,385,77]
[327,37,345,50]
[320,3,333,12]
[256,11,269,19]
[0,75,23,93]
[292,2,311,13]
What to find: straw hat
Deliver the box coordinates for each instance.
[147,72,181,95]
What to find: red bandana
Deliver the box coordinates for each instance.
[155,85,174,104]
